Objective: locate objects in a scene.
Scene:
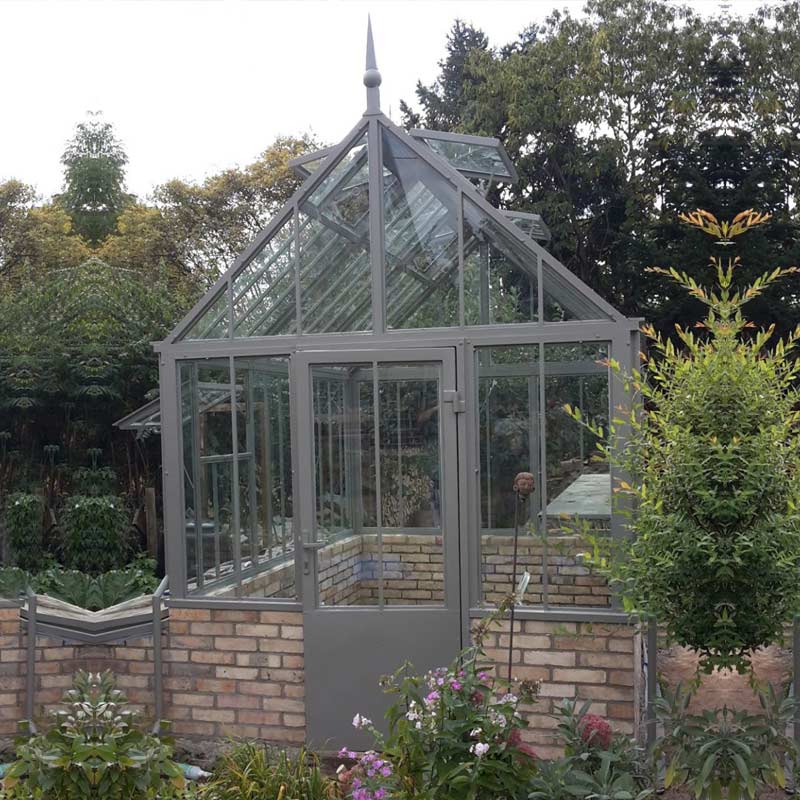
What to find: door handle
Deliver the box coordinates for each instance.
[302,539,324,576]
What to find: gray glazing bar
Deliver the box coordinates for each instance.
[26,589,36,721]
[228,356,243,596]
[538,342,549,605]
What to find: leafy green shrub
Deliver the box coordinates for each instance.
[4,493,44,571]
[60,494,132,573]
[338,603,539,800]
[569,210,800,672]
[654,681,797,800]
[2,670,185,799]
[197,742,337,800]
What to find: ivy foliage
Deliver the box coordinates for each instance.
[570,210,800,672]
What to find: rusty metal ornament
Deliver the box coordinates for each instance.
[513,472,535,497]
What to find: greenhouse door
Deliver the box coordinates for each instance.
[296,348,462,749]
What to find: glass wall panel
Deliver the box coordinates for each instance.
[180,356,295,599]
[233,217,296,336]
[234,357,295,599]
[543,342,611,608]
[180,360,235,593]
[382,129,460,329]
[463,198,538,325]
[475,346,543,606]
[298,134,372,333]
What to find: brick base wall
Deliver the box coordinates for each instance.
[0,604,639,759]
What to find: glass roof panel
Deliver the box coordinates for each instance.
[298,132,372,333]
[541,255,611,321]
[463,197,537,325]
[232,215,296,336]
[382,129,460,329]
[504,211,551,242]
[182,289,229,340]
[411,130,516,181]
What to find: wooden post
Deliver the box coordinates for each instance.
[145,488,158,560]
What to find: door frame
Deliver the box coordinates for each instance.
[294,346,464,747]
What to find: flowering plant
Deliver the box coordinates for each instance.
[339,600,539,800]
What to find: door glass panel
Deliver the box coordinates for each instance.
[312,360,446,608]
[312,364,376,607]
[377,364,444,606]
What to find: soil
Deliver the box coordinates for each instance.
[658,645,793,713]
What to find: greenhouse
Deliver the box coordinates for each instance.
[149,29,642,748]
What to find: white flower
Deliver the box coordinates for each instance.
[470,742,490,758]
[489,709,507,728]
[352,714,372,729]
[500,693,518,704]
[470,727,482,738]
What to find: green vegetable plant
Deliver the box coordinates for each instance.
[566,210,800,673]
[0,559,158,610]
[4,493,45,571]
[197,742,338,800]
[654,681,796,800]
[60,494,132,573]
[3,670,185,799]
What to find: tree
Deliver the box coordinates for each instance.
[56,114,133,244]
[153,134,316,285]
[401,2,800,338]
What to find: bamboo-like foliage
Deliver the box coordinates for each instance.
[567,210,800,673]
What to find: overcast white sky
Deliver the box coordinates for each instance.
[0,0,767,201]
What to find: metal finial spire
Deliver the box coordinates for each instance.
[364,15,382,114]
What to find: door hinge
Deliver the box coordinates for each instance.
[442,390,466,413]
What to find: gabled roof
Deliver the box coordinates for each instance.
[162,23,626,346]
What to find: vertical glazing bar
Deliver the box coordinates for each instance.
[367,118,386,333]
[396,381,403,526]
[457,191,465,327]
[263,381,274,561]
[25,590,35,720]
[277,379,287,553]
[246,369,258,567]
[527,374,538,527]
[229,355,243,595]
[212,462,220,579]
[316,383,324,536]
[160,351,186,597]
[227,276,234,339]
[373,363,384,607]
[190,364,203,590]
[293,207,302,334]
[536,252,544,324]
[578,376,585,471]
[327,381,335,532]
[338,382,346,530]
[479,241,490,325]
[484,378,492,531]
[538,342,549,605]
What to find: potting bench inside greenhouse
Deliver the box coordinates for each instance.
[143,28,642,748]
